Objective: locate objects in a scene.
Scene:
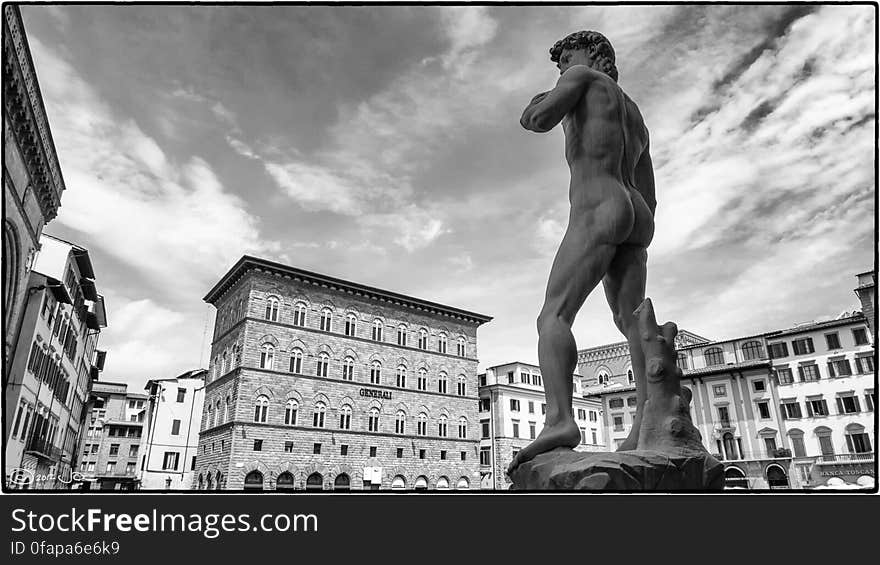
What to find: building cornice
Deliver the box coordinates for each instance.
[3,6,65,221]
[204,255,493,325]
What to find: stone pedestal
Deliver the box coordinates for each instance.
[509,447,724,491]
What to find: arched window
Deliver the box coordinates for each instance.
[417,413,427,436]
[436,476,450,490]
[415,476,428,490]
[597,371,609,385]
[788,428,806,457]
[723,467,748,489]
[742,341,764,361]
[438,414,448,437]
[372,319,384,341]
[320,308,333,332]
[458,417,467,438]
[722,432,738,460]
[438,372,448,394]
[293,302,307,327]
[456,477,470,490]
[391,475,406,490]
[370,361,382,385]
[289,348,303,374]
[206,404,214,429]
[206,474,213,489]
[339,405,352,430]
[457,375,467,396]
[457,337,467,357]
[216,399,223,425]
[417,368,427,391]
[254,395,269,423]
[437,333,448,354]
[368,408,380,432]
[334,474,351,491]
[259,344,275,370]
[284,400,298,426]
[766,464,789,489]
[216,471,223,490]
[244,471,263,490]
[306,472,323,491]
[223,396,230,423]
[418,329,428,350]
[221,350,229,374]
[395,410,406,434]
[345,313,357,337]
[313,402,326,428]
[276,472,295,491]
[232,344,241,368]
[342,356,355,381]
[704,347,725,367]
[676,352,689,370]
[397,324,407,347]
[197,474,204,490]
[3,222,19,331]
[396,365,407,388]
[316,352,329,377]
[627,369,634,384]
[815,426,835,461]
[265,297,279,321]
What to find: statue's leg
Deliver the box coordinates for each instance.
[602,244,648,452]
[507,226,619,474]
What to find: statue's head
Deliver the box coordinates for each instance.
[549,31,618,82]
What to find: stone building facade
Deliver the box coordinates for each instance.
[3,5,66,380]
[478,361,604,490]
[194,256,492,491]
[74,381,145,491]
[853,271,875,339]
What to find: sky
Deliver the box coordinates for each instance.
[19,4,876,391]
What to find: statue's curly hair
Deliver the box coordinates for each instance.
[549,30,618,82]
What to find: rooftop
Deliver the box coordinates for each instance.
[204,255,493,325]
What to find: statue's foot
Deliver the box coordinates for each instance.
[507,418,580,475]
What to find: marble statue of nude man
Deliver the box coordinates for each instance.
[508,31,656,473]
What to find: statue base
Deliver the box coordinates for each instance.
[508,448,724,491]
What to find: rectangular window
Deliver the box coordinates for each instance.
[533,374,542,387]
[479,447,491,466]
[507,371,514,384]
[768,342,789,359]
[369,446,377,458]
[106,462,116,474]
[109,444,119,456]
[284,441,294,453]
[853,328,869,346]
[512,420,520,438]
[341,444,348,456]
[827,359,853,378]
[313,443,321,454]
[798,364,821,382]
[855,356,875,374]
[781,402,802,419]
[176,388,186,402]
[825,333,841,350]
[162,452,179,470]
[528,401,534,414]
[776,368,794,385]
[440,450,447,460]
[792,338,815,355]
[461,451,466,461]
[580,427,586,444]
[125,462,136,475]
[756,401,771,419]
[541,403,546,415]
[419,449,426,460]
[479,374,487,387]
[171,419,181,435]
[753,380,766,392]
[718,406,730,424]
[712,385,727,397]
[806,398,829,417]
[481,420,490,439]
[577,409,587,420]
[589,410,597,422]
[396,447,403,459]
[529,422,536,440]
[479,399,490,412]
[609,398,624,409]
[520,372,530,384]
[865,391,875,412]
[764,437,777,456]
[837,395,860,414]
[613,416,624,431]
[591,429,598,444]
[253,439,262,451]
[509,399,520,411]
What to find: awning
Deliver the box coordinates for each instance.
[44,276,71,304]
[80,278,98,301]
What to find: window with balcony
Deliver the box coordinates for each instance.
[845,424,872,454]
